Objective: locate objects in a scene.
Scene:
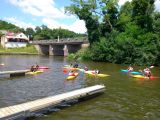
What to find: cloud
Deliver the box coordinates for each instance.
[6,0,159,34]
[3,17,35,29]
[8,0,73,19]
[118,0,132,6]
[42,18,87,33]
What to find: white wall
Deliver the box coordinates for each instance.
[5,42,27,48]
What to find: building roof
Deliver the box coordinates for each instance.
[5,32,29,40]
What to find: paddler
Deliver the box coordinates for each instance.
[68,71,75,76]
[143,67,152,78]
[73,62,79,68]
[30,65,37,72]
[127,65,133,71]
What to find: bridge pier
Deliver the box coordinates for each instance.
[34,45,49,55]
[49,45,53,55]
[63,44,68,56]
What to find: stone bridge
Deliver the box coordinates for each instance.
[30,38,89,56]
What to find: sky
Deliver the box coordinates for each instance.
[0,0,160,33]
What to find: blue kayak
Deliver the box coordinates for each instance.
[121,69,143,75]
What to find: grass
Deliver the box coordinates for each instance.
[0,44,38,54]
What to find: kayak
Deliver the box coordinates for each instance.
[38,68,49,71]
[131,75,160,79]
[95,74,110,77]
[121,69,143,75]
[38,66,49,69]
[87,73,110,77]
[85,71,110,78]
[66,73,79,80]
[26,70,43,75]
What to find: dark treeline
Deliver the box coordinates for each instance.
[0,20,86,40]
[66,0,160,66]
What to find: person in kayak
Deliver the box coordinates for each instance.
[68,71,76,76]
[84,66,88,71]
[95,70,100,74]
[35,64,39,71]
[127,65,133,71]
[70,63,73,67]
[30,65,37,72]
[92,69,100,74]
[143,68,152,77]
[73,62,79,68]
[30,65,35,72]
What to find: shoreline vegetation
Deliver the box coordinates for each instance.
[0,45,38,55]
[65,0,160,66]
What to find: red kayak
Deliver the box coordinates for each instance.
[38,66,49,69]
[37,66,50,71]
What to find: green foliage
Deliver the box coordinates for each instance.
[153,12,160,36]
[0,20,24,33]
[131,0,155,31]
[0,20,85,40]
[0,20,19,31]
[66,0,160,66]
[33,26,85,40]
[66,53,77,61]
[76,48,92,60]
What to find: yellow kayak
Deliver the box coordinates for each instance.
[131,75,145,78]
[66,73,79,80]
[86,72,110,78]
[131,75,160,79]
[26,70,43,75]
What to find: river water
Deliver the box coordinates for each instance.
[0,55,159,120]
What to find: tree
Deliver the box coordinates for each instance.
[25,27,35,40]
[35,26,41,33]
[117,1,132,32]
[131,0,155,31]
[0,20,20,31]
[65,0,100,45]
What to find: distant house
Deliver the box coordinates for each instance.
[1,32,29,48]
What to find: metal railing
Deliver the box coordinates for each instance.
[30,38,88,44]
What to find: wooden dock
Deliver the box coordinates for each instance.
[0,70,30,77]
[0,85,105,120]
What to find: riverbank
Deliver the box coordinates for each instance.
[0,45,38,55]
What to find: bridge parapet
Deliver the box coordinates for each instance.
[30,38,88,45]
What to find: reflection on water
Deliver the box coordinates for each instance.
[0,55,160,120]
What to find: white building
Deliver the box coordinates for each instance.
[1,32,29,48]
